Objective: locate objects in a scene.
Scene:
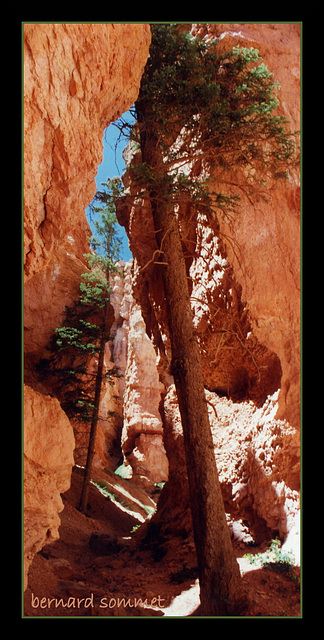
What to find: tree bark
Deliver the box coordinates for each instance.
[155,202,246,615]
[138,121,246,614]
[78,296,110,515]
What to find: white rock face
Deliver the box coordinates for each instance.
[108,261,169,484]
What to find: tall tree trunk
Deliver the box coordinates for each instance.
[156,201,246,615]
[78,297,110,515]
[139,124,246,615]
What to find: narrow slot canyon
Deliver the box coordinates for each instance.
[23,22,301,618]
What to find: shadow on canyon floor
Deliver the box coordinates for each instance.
[24,467,300,618]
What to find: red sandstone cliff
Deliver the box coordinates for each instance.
[117,23,300,557]
[23,23,151,588]
[191,24,300,427]
[23,23,300,592]
[24,23,151,377]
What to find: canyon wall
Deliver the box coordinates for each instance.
[120,275,169,486]
[24,22,151,377]
[117,23,300,552]
[23,385,75,589]
[120,23,300,427]
[23,23,151,587]
[88,261,169,484]
[23,22,300,590]
[192,23,301,427]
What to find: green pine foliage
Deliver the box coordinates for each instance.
[132,24,298,218]
[38,181,123,424]
[88,177,123,261]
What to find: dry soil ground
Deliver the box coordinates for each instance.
[24,468,300,618]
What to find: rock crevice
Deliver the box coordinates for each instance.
[23,23,300,593]
[23,22,151,587]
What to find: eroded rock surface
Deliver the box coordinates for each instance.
[23,23,151,588]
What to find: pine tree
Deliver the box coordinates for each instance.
[78,181,123,514]
[39,180,122,515]
[123,24,298,615]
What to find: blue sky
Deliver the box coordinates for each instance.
[86,109,135,261]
